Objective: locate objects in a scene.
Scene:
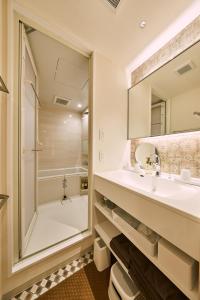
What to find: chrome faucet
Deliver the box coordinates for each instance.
[61,175,70,204]
[149,154,160,192]
[150,154,161,177]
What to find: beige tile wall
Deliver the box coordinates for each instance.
[131,134,200,178]
[38,107,82,169]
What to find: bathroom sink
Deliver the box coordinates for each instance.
[95,169,200,221]
[98,169,196,197]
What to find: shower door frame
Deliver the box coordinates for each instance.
[8,7,93,270]
[17,21,92,259]
[18,22,39,258]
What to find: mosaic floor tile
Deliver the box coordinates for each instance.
[11,251,93,300]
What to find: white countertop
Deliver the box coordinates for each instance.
[95,169,200,223]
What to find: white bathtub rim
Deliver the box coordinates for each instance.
[38,172,88,181]
[39,166,88,173]
[38,166,88,180]
[12,229,92,274]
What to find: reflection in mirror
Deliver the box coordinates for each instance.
[151,93,166,136]
[135,143,157,170]
[128,40,200,139]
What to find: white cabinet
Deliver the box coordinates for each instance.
[94,174,200,300]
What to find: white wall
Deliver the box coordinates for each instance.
[128,82,151,139]
[170,86,200,133]
[93,52,128,172]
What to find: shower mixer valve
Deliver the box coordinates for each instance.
[61,176,70,204]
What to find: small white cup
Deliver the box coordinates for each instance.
[180,169,191,182]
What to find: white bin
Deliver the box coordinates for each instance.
[112,207,159,257]
[94,237,111,272]
[108,262,140,300]
[158,238,198,291]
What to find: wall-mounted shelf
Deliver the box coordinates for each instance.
[95,201,199,300]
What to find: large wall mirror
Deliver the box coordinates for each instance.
[128,40,200,139]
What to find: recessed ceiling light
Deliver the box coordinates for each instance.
[139,20,146,29]
[77,103,82,108]
[69,114,72,118]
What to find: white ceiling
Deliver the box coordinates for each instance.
[16,0,196,68]
[28,30,89,111]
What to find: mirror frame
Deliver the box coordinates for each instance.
[128,38,200,140]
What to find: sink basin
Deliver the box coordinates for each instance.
[95,169,200,220]
[101,169,196,198]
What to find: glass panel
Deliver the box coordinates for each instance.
[19,24,89,259]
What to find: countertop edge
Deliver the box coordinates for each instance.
[94,172,200,224]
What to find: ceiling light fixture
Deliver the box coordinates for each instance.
[139,20,146,29]
[77,103,82,108]
[69,114,72,118]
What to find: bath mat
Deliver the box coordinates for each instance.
[38,262,110,300]
[11,251,93,300]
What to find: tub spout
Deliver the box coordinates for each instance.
[61,194,70,205]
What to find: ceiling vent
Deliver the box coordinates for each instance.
[175,61,195,76]
[105,0,121,9]
[53,96,71,107]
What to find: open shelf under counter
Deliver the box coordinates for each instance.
[95,201,199,300]
[95,221,130,276]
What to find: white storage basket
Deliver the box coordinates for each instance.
[94,237,111,272]
[108,262,140,300]
[112,207,159,256]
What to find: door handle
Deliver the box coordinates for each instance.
[32,149,43,152]
[0,194,9,200]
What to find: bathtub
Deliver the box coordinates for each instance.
[38,167,88,205]
[24,194,88,257]
[38,167,88,179]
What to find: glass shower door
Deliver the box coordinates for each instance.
[19,24,38,257]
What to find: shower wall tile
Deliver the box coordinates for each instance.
[131,134,200,178]
[38,107,82,169]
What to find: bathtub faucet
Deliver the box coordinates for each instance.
[61,176,70,204]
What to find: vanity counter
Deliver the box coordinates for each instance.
[95,169,200,223]
[94,170,200,261]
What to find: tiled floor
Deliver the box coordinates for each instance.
[11,251,93,300]
[38,262,111,300]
